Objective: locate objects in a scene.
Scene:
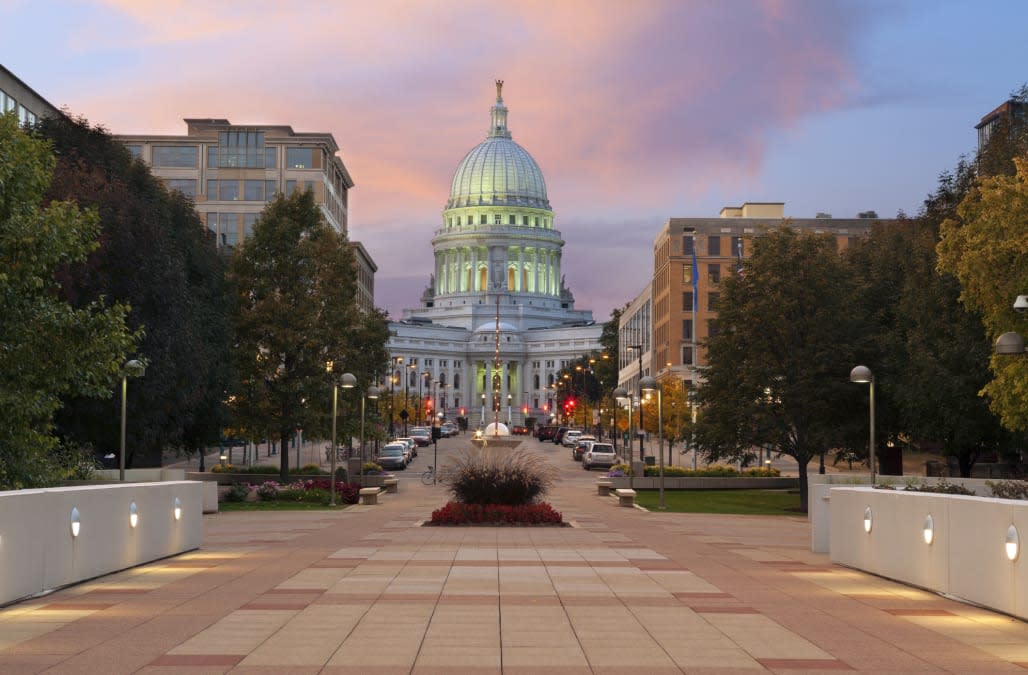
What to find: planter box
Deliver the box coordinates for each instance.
[607,476,799,490]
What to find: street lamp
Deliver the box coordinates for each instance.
[330,370,357,506]
[849,365,875,485]
[360,384,380,484]
[613,386,632,488]
[640,376,665,510]
[507,393,512,425]
[480,393,486,429]
[119,359,146,481]
[627,344,644,463]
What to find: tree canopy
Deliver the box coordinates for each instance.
[35,114,234,467]
[695,227,862,511]
[0,112,138,488]
[230,189,389,480]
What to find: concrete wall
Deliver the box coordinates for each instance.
[0,482,202,606]
[829,487,1028,621]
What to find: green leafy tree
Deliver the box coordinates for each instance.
[0,112,138,488]
[938,157,1028,433]
[695,228,861,512]
[230,190,388,480]
[35,114,234,467]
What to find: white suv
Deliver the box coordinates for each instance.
[562,430,583,448]
[582,443,618,470]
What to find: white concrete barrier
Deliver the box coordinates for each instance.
[0,481,202,606]
[829,487,1028,620]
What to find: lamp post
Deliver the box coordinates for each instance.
[390,356,403,436]
[850,365,875,485]
[360,384,380,484]
[329,368,357,506]
[119,359,146,481]
[613,386,633,488]
[507,393,512,426]
[480,393,486,429]
[404,362,415,435]
[640,376,665,510]
[627,344,644,463]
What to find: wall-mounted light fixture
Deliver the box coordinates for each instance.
[173,497,182,521]
[1006,525,1020,561]
[863,506,873,533]
[922,515,934,545]
[70,507,81,538]
[129,502,139,529]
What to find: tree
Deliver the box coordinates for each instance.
[230,189,388,480]
[36,115,234,467]
[938,157,1028,433]
[0,112,138,488]
[695,227,862,512]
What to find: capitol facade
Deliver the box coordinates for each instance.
[386,81,603,428]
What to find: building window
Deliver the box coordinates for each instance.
[731,236,744,257]
[509,215,516,225]
[708,292,720,311]
[494,214,502,225]
[683,235,695,255]
[707,319,719,337]
[480,215,487,225]
[534,217,539,227]
[265,147,277,168]
[454,373,461,388]
[152,145,198,168]
[125,144,142,160]
[214,131,266,168]
[164,179,197,198]
[682,291,693,311]
[708,235,721,256]
[682,320,692,340]
[534,374,540,388]
[207,180,239,201]
[682,345,694,365]
[708,264,721,284]
[265,180,278,201]
[523,215,529,225]
[243,180,267,201]
[287,147,314,168]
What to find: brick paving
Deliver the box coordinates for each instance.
[1,446,1027,673]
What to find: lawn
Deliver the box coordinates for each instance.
[633,489,802,515]
[218,501,349,512]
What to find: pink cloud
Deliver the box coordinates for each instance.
[54,0,869,319]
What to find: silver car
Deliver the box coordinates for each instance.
[582,443,618,470]
[376,443,408,470]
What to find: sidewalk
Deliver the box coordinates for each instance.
[1,471,1027,673]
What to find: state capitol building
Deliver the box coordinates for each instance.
[386,82,603,427]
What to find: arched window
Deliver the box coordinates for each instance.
[454,373,461,389]
[534,374,540,389]
[547,374,555,386]
[439,372,447,386]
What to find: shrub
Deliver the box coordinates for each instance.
[256,481,281,500]
[429,501,563,525]
[446,447,559,505]
[608,463,630,477]
[901,478,976,495]
[277,487,330,504]
[255,479,360,504]
[225,482,251,502]
[295,464,327,475]
[362,462,384,475]
[232,464,280,474]
[640,464,781,478]
[987,480,1028,500]
[210,463,236,473]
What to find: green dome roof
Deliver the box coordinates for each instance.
[446,82,550,211]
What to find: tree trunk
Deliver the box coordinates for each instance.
[279,429,291,481]
[957,452,973,478]
[818,452,825,474]
[797,457,810,513]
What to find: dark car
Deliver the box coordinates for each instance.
[553,427,569,444]
[409,427,432,446]
[376,443,408,470]
[512,425,530,435]
[536,425,558,441]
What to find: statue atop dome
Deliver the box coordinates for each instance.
[495,79,503,100]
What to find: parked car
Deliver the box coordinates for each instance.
[410,427,432,446]
[376,443,408,470]
[572,436,597,461]
[536,425,558,441]
[441,422,458,437]
[512,425,530,435]
[562,430,583,448]
[395,437,417,459]
[553,427,570,444]
[582,443,618,470]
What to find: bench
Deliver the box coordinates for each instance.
[615,488,636,507]
[596,480,613,496]
[359,487,382,505]
[383,478,399,494]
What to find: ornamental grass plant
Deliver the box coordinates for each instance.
[445,446,559,505]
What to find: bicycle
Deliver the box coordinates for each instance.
[421,465,452,485]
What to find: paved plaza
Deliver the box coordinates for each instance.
[1,445,1027,674]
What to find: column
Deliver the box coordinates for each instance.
[518,246,525,292]
[471,246,479,291]
[457,247,464,292]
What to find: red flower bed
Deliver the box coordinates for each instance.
[429,501,563,525]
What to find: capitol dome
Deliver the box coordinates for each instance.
[446,82,550,210]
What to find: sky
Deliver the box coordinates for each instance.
[4,0,1028,322]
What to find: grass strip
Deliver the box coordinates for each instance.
[218,501,349,512]
[633,489,802,515]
